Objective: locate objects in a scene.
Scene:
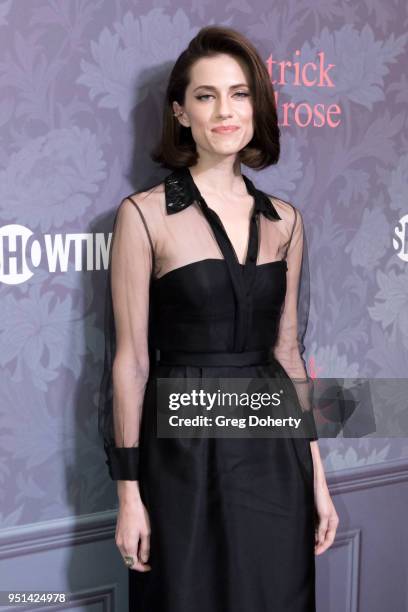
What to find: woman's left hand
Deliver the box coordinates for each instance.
[313,479,339,555]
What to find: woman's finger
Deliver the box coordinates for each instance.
[119,541,151,572]
[314,516,328,554]
[138,531,151,564]
[315,514,338,554]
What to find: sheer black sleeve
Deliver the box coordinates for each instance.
[98,197,154,480]
[272,205,318,442]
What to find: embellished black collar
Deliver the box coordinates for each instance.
[164,166,281,221]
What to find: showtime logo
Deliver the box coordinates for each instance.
[393,214,408,262]
[0,224,111,285]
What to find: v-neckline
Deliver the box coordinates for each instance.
[185,166,259,268]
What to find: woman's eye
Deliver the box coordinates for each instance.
[196,92,250,101]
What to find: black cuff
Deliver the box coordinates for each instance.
[104,444,140,480]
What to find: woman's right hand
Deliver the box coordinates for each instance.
[115,484,152,572]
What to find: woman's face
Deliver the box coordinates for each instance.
[173,53,254,161]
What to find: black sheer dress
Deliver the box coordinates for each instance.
[98,165,318,612]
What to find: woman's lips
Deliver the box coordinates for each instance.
[211,126,240,133]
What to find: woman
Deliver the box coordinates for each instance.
[98,25,338,612]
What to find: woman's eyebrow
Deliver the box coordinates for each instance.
[193,83,249,92]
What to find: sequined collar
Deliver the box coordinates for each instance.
[164,166,282,221]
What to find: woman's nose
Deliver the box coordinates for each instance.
[215,96,233,117]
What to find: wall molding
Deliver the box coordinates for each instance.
[0,510,117,559]
[329,529,361,612]
[326,457,408,495]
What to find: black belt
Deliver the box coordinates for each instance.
[158,349,271,367]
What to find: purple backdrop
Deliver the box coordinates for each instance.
[0,2,407,609]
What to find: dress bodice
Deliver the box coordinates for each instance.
[151,258,287,353]
[149,166,289,353]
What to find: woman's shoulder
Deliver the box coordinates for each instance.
[123,180,167,219]
[126,179,165,206]
[264,193,301,227]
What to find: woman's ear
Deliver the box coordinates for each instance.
[172,102,189,127]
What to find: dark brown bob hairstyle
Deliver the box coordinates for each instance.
[151,25,280,171]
